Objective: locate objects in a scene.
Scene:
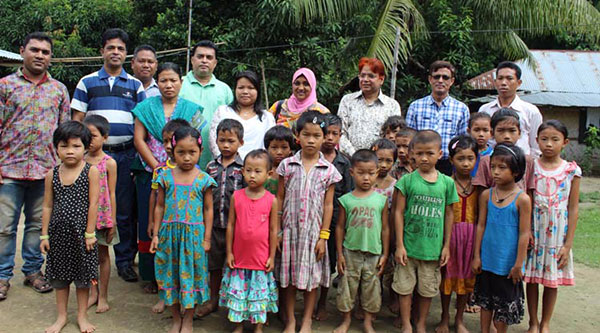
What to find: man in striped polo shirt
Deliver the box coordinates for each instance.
[72,28,146,283]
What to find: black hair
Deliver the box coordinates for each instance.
[216,119,244,141]
[231,70,264,121]
[469,112,492,129]
[396,127,417,138]
[133,44,156,58]
[101,28,129,48]
[537,119,568,139]
[370,138,398,161]
[491,144,526,182]
[191,40,218,58]
[295,110,327,135]
[264,125,294,149]
[172,126,201,149]
[157,62,181,78]
[22,32,53,50]
[411,130,442,149]
[491,108,520,130]
[325,113,342,129]
[162,119,191,136]
[244,149,273,170]
[448,134,478,158]
[496,61,522,80]
[53,121,92,149]
[83,115,110,137]
[351,149,379,167]
[381,115,406,135]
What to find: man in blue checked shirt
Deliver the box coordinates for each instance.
[405,60,470,175]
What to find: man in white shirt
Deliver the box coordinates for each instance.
[479,61,543,156]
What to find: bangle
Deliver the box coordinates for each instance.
[277,211,283,216]
[39,235,49,240]
[277,230,283,238]
[84,232,96,239]
[319,230,330,240]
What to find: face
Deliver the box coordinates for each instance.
[235,77,258,107]
[376,149,395,177]
[101,38,127,68]
[493,119,521,145]
[537,127,568,158]
[292,75,312,101]
[162,131,174,158]
[351,161,378,191]
[131,50,157,81]
[191,46,217,79]
[494,68,522,98]
[412,142,442,172]
[243,156,271,188]
[56,138,86,166]
[395,136,412,163]
[490,156,517,185]
[322,125,341,152]
[87,125,106,153]
[267,139,291,167]
[216,130,242,158]
[20,39,52,76]
[157,69,182,99]
[469,119,492,150]
[298,123,324,155]
[359,65,384,96]
[450,148,477,177]
[384,128,400,141]
[428,68,454,96]
[173,136,201,170]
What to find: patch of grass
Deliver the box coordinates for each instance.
[573,207,600,268]
[579,191,600,203]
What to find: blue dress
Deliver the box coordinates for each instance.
[154,169,216,308]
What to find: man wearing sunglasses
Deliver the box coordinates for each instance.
[406,61,470,176]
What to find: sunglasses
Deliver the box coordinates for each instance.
[431,74,452,80]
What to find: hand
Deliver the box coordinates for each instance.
[395,246,407,266]
[471,257,482,275]
[528,233,534,250]
[0,173,3,185]
[265,257,274,273]
[202,240,211,252]
[150,236,159,253]
[440,247,450,267]
[85,237,97,252]
[226,253,235,270]
[508,265,523,284]
[40,239,50,254]
[147,222,154,239]
[557,246,571,270]
[277,233,283,252]
[376,255,388,277]
[337,254,346,276]
[106,228,114,244]
[314,239,326,261]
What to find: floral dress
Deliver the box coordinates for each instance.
[524,160,581,287]
[95,154,114,229]
[154,169,216,308]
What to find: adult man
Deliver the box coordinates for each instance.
[0,32,70,299]
[339,57,401,156]
[479,61,543,156]
[406,60,470,175]
[72,28,146,282]
[179,40,233,169]
[131,45,159,97]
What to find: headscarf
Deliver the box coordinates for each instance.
[286,67,317,114]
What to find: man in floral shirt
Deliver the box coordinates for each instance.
[0,32,70,300]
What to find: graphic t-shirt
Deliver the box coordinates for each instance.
[396,171,459,260]
[339,191,388,255]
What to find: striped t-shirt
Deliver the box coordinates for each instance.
[71,66,146,144]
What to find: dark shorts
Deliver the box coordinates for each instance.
[208,227,227,271]
[474,270,524,325]
[50,279,91,289]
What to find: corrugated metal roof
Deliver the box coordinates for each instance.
[472,91,600,108]
[0,49,22,61]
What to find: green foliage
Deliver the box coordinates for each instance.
[574,207,600,268]
[581,126,600,175]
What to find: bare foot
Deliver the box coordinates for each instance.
[167,319,182,333]
[363,320,376,333]
[87,288,98,309]
[255,323,264,333]
[180,319,193,333]
[313,302,328,321]
[399,324,412,333]
[388,300,400,314]
[393,316,402,329]
[282,319,296,333]
[456,320,470,333]
[194,301,217,318]
[333,318,351,333]
[353,307,365,320]
[95,297,110,313]
[152,299,166,314]
[540,323,550,333]
[434,319,450,333]
[77,315,96,333]
[232,323,243,333]
[527,323,540,333]
[45,316,68,333]
[416,322,427,333]
[465,304,480,313]
[298,318,312,333]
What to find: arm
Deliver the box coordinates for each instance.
[266,197,278,272]
[509,192,532,284]
[134,119,159,170]
[147,189,156,238]
[440,204,454,266]
[378,203,390,276]
[276,174,286,237]
[338,97,356,156]
[559,175,580,269]
[150,186,166,253]
[315,184,335,261]
[472,189,489,274]
[72,110,85,122]
[394,190,408,266]
[335,206,347,275]
[203,188,214,252]
[208,107,224,157]
[86,166,100,251]
[225,196,236,269]
[529,108,543,157]
[106,159,118,242]
[39,171,54,254]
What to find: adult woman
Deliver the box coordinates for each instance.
[268,67,329,129]
[209,70,275,159]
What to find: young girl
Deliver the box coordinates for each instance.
[219,149,279,332]
[524,120,581,333]
[149,126,216,333]
[83,115,118,314]
[472,144,532,333]
[40,121,100,333]
[436,135,478,333]
[277,111,341,333]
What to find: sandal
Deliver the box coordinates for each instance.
[0,279,9,301]
[143,281,158,294]
[23,272,53,293]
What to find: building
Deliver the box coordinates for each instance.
[0,49,22,67]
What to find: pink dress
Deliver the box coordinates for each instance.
[96,154,114,229]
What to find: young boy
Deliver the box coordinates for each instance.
[468,112,493,177]
[334,149,389,333]
[393,130,459,333]
[392,127,417,179]
[381,115,407,141]
[315,113,354,321]
[197,118,245,317]
[263,125,294,195]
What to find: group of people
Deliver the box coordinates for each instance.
[0,27,579,333]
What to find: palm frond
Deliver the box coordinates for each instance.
[290,0,362,24]
[485,30,535,65]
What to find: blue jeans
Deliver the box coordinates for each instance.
[0,178,45,280]
[107,147,138,270]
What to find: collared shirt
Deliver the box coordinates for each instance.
[179,72,233,169]
[0,69,70,180]
[479,95,543,157]
[406,94,469,159]
[331,150,354,228]
[71,66,146,144]
[144,78,160,98]
[206,154,244,229]
[339,90,401,156]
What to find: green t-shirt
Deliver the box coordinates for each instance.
[264,177,278,195]
[395,171,458,260]
[339,191,388,255]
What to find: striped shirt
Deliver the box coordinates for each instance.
[144,78,160,98]
[71,67,146,144]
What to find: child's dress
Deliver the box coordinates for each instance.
[154,169,216,309]
[219,189,278,324]
[441,190,477,295]
[45,163,98,286]
[96,155,114,230]
[524,160,581,287]
[277,151,342,290]
[374,181,395,210]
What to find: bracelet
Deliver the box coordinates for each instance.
[39,235,49,240]
[319,229,330,240]
[277,211,283,216]
[277,230,283,238]
[84,232,96,239]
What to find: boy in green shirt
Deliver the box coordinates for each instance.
[393,130,459,333]
[334,149,389,333]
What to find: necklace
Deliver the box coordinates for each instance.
[453,176,472,195]
[494,188,517,203]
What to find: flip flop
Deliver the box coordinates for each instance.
[0,279,9,300]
